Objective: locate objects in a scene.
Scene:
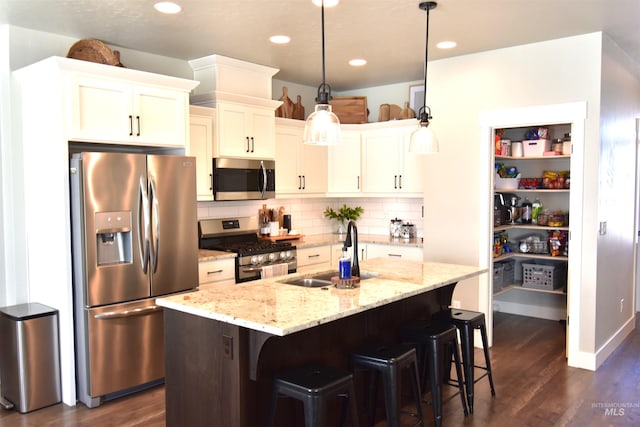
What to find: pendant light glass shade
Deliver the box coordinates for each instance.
[409,1,439,154]
[303,0,341,145]
[303,104,341,145]
[409,119,439,153]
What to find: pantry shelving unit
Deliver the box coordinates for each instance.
[492,124,571,320]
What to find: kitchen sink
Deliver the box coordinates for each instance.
[310,271,379,281]
[281,278,333,288]
[280,271,379,288]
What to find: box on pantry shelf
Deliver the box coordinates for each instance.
[523,139,551,157]
[494,173,521,190]
[522,260,566,291]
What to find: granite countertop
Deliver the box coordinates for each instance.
[156,258,486,336]
[198,249,237,262]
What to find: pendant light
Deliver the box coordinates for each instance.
[303,0,341,145]
[409,1,439,154]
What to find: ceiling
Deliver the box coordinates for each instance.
[1,0,639,91]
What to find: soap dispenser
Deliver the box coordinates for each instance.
[339,247,352,279]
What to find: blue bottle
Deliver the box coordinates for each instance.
[338,248,351,279]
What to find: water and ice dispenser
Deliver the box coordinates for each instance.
[95,211,133,266]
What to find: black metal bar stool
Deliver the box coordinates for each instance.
[269,364,359,427]
[434,308,496,413]
[399,320,468,427]
[350,343,424,427]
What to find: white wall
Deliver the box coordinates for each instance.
[595,35,640,358]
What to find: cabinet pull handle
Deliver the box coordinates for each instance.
[246,136,250,152]
[250,136,255,152]
[136,115,141,136]
[129,115,133,136]
[207,269,224,275]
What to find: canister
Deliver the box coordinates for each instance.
[511,141,523,157]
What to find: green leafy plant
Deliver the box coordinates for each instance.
[323,204,364,223]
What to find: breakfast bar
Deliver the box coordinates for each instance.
[156,258,487,427]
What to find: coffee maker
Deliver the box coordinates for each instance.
[494,192,519,225]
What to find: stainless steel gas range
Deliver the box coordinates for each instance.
[198,217,297,283]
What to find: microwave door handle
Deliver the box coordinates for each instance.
[260,161,267,199]
[149,175,160,274]
[138,176,150,274]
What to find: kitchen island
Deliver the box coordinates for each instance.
[156,258,486,427]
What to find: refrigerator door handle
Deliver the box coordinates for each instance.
[149,175,160,274]
[93,305,161,319]
[138,176,151,274]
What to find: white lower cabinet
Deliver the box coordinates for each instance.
[296,245,332,273]
[198,258,236,288]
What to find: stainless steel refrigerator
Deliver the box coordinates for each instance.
[69,152,198,408]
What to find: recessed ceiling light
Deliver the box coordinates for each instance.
[312,0,339,7]
[154,2,182,14]
[270,35,291,44]
[349,59,367,67]
[437,41,457,49]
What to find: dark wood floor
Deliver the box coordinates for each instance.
[1,312,638,426]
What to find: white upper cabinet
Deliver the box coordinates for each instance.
[61,59,198,147]
[361,120,424,195]
[188,106,216,201]
[327,128,362,194]
[275,118,327,195]
[216,101,276,159]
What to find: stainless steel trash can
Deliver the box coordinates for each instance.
[0,303,61,413]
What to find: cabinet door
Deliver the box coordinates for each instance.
[69,76,132,143]
[362,129,401,193]
[216,102,275,158]
[133,86,187,146]
[328,130,361,194]
[250,107,276,158]
[217,102,251,157]
[275,124,302,193]
[299,143,328,193]
[398,131,424,194]
[188,107,215,201]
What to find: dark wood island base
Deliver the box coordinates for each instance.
[164,283,458,427]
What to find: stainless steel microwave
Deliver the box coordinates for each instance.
[212,158,275,201]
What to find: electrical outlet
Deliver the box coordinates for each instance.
[620,299,624,313]
[451,300,461,309]
[223,334,233,359]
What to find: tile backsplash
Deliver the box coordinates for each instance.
[197,197,424,238]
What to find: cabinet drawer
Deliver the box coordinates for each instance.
[198,258,235,284]
[366,244,423,262]
[297,246,331,268]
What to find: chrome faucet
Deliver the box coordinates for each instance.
[343,220,360,278]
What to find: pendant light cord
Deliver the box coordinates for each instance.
[422,6,430,114]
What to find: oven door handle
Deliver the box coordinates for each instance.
[93,305,161,319]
